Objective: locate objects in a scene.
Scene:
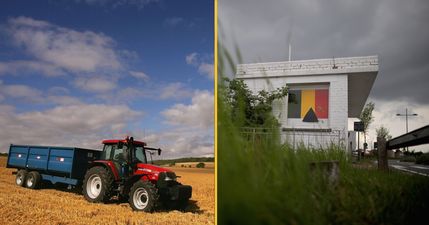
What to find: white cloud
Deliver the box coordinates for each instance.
[0,83,43,102]
[47,95,83,105]
[48,86,70,95]
[130,128,213,159]
[185,52,214,79]
[106,0,160,9]
[77,0,109,5]
[129,71,150,81]
[164,17,185,27]
[0,103,141,151]
[186,52,199,65]
[96,82,196,103]
[198,63,214,79]
[164,17,197,28]
[0,60,65,77]
[5,16,122,74]
[76,0,160,9]
[0,82,83,105]
[159,82,193,100]
[97,87,149,104]
[162,90,214,128]
[168,134,213,157]
[74,77,117,92]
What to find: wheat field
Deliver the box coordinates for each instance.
[0,157,214,225]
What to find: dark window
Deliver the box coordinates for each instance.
[102,145,114,160]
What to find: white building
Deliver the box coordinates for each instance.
[236,56,379,151]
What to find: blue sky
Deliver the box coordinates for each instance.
[0,0,214,158]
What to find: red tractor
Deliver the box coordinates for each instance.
[82,137,192,211]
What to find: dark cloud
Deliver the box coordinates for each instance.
[220,0,429,104]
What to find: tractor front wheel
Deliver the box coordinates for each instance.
[82,166,114,203]
[129,180,158,212]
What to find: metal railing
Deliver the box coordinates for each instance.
[241,127,344,150]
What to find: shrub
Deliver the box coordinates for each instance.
[416,153,429,165]
[196,162,205,168]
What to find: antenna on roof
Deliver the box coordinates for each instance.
[332,56,338,69]
[287,20,294,62]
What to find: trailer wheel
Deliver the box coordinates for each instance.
[82,166,113,203]
[25,171,41,189]
[129,180,158,212]
[16,170,27,187]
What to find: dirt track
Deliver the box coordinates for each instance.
[0,157,214,225]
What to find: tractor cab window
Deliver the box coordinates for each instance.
[101,144,114,160]
[113,144,127,163]
[134,146,147,164]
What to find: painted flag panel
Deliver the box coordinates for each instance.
[287,88,329,120]
[301,90,315,118]
[315,89,329,118]
[287,90,301,118]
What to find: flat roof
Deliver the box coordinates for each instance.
[236,55,379,117]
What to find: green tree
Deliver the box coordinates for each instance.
[376,125,392,140]
[359,102,375,148]
[223,77,288,128]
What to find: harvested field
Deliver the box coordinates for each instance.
[0,157,214,225]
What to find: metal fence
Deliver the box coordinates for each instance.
[241,127,344,150]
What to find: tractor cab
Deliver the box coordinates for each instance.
[100,137,161,178]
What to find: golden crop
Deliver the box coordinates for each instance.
[0,157,214,225]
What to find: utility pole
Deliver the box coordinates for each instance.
[396,108,418,151]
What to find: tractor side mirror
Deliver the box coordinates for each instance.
[158,148,162,155]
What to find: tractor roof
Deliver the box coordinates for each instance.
[102,139,147,146]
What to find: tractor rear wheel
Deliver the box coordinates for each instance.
[25,171,41,189]
[16,170,27,187]
[129,180,158,212]
[82,166,114,203]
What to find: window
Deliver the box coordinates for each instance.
[101,145,113,160]
[113,145,127,163]
[134,147,147,164]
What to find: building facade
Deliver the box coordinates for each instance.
[236,56,379,150]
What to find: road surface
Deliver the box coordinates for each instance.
[388,160,429,177]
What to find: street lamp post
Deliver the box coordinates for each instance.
[396,108,418,151]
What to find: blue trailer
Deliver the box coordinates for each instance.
[6,144,101,188]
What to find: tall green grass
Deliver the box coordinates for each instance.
[217,43,429,225]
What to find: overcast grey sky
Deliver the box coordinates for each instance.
[219,0,429,150]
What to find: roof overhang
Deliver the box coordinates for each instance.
[235,56,379,118]
[348,72,378,117]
